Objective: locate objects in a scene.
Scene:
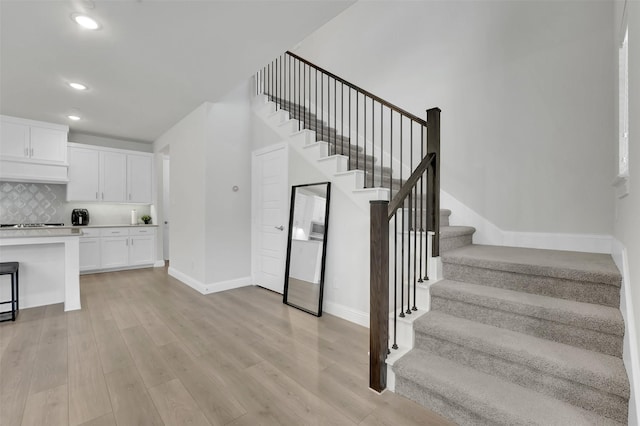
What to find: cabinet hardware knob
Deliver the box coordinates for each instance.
[275,225,284,231]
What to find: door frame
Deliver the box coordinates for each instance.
[251,142,289,290]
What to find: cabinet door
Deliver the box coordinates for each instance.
[127,154,153,203]
[67,147,100,201]
[29,127,67,163]
[79,238,101,271]
[100,236,129,268]
[101,152,127,202]
[129,235,154,266]
[0,120,29,159]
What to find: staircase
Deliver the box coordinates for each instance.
[255,52,630,425]
[394,236,630,424]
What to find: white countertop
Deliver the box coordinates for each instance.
[0,224,158,236]
[67,224,159,229]
[0,228,83,239]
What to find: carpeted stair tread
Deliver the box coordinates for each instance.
[393,349,623,426]
[431,280,624,336]
[414,311,629,398]
[442,244,621,287]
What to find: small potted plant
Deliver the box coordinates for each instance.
[141,215,152,225]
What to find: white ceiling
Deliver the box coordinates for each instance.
[0,0,354,143]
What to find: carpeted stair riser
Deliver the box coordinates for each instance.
[430,283,623,357]
[395,379,490,426]
[440,228,474,253]
[442,263,620,307]
[431,296,622,357]
[394,351,623,426]
[414,332,628,422]
[414,313,629,397]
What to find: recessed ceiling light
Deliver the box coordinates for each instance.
[68,82,88,91]
[72,14,100,30]
[68,115,81,121]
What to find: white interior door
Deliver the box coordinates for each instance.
[252,144,288,293]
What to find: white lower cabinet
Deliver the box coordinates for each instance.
[129,228,155,266]
[80,227,156,273]
[79,238,101,272]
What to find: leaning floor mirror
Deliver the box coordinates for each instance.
[283,182,331,316]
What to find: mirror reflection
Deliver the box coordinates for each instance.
[284,182,331,316]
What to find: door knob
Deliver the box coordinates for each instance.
[275,225,284,231]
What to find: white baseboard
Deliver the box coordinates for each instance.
[168,267,206,293]
[612,239,640,426]
[502,230,612,254]
[202,276,252,295]
[441,190,612,254]
[323,300,369,328]
[154,260,165,268]
[168,267,251,295]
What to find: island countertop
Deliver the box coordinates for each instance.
[0,227,83,239]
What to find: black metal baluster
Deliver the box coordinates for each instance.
[321,73,324,142]
[372,100,376,187]
[333,78,342,154]
[393,214,398,349]
[315,69,318,140]
[298,60,301,128]
[407,189,412,316]
[413,181,418,311]
[381,103,384,189]
[418,124,424,284]
[399,116,404,318]
[341,82,344,155]
[408,121,414,315]
[364,96,367,188]
[390,110,393,199]
[356,92,359,171]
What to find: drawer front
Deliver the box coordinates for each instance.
[129,227,155,236]
[79,228,100,238]
[100,227,130,237]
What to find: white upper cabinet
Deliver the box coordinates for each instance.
[67,143,153,204]
[30,126,67,163]
[101,151,127,202]
[67,147,100,201]
[127,154,153,203]
[0,120,29,158]
[0,115,67,163]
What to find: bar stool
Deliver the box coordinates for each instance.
[0,262,19,322]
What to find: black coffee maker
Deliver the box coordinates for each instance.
[71,209,90,226]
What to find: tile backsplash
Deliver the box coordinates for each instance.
[0,182,65,223]
[0,182,151,225]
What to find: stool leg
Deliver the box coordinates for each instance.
[11,272,16,321]
[15,269,19,314]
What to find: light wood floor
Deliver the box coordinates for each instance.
[0,266,452,426]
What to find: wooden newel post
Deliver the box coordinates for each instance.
[426,108,441,257]
[370,200,389,393]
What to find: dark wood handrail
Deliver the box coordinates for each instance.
[387,153,436,219]
[286,51,428,127]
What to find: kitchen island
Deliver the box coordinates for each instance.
[0,228,81,311]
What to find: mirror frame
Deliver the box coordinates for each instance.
[283,181,331,317]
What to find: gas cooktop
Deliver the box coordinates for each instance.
[0,223,65,228]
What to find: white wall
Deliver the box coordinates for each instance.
[205,83,253,284]
[296,1,615,235]
[69,132,152,153]
[154,104,207,283]
[154,84,254,289]
[614,0,640,424]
